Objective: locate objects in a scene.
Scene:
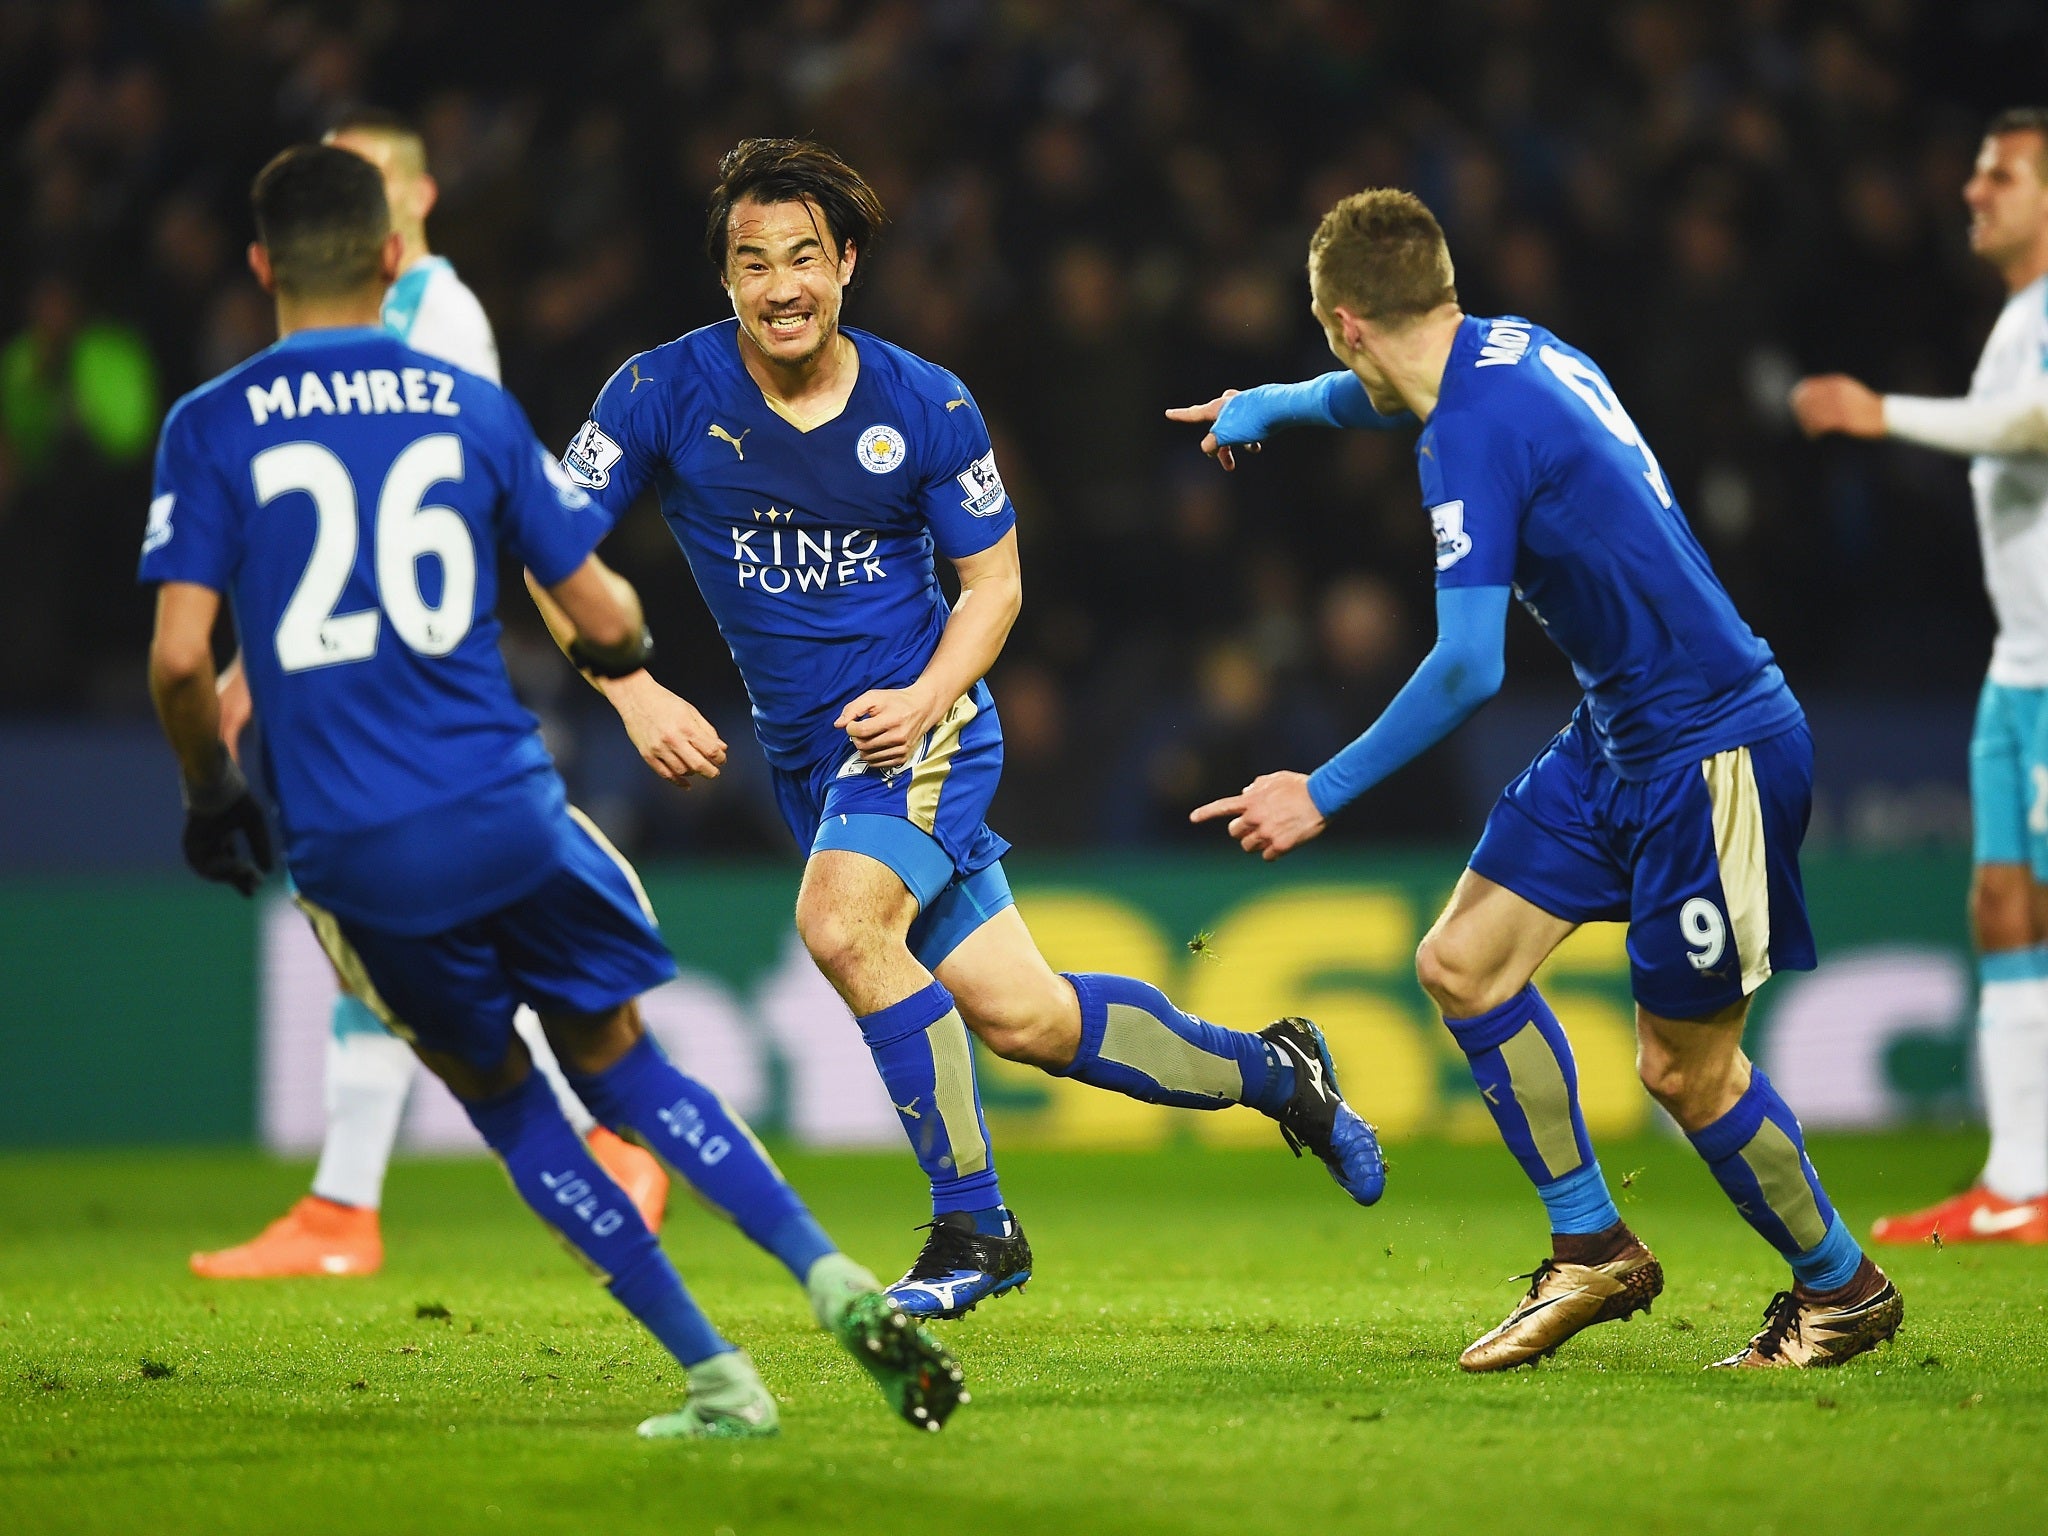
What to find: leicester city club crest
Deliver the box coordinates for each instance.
[857,423,907,474]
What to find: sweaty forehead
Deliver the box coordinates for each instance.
[728,197,834,251]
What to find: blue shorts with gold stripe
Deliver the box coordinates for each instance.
[296,807,679,1073]
[773,679,1015,970]
[1469,713,1817,1019]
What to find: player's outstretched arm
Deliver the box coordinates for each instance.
[149,580,274,895]
[1166,372,1409,470]
[1191,585,1508,860]
[837,529,1022,772]
[527,563,728,788]
[1792,373,2048,455]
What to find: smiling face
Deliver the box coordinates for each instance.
[1964,130,2048,273]
[723,196,857,370]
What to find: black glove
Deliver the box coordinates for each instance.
[568,622,655,680]
[181,747,275,897]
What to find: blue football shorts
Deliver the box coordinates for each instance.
[1970,677,2048,878]
[295,807,678,1073]
[1469,714,1818,1019]
[772,680,1015,970]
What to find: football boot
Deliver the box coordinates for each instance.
[189,1195,382,1279]
[1459,1235,1664,1371]
[1709,1257,1903,1369]
[1870,1186,2048,1245]
[885,1210,1032,1319]
[1260,1017,1387,1206]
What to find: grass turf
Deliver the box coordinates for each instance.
[2,1134,2043,1535]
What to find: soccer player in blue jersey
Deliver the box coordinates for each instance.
[555,138,1385,1319]
[1177,189,1903,1370]
[195,108,670,1283]
[140,144,963,1436]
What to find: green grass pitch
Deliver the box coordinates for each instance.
[3,1134,2044,1535]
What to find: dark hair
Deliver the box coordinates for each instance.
[1990,107,2048,176]
[1989,107,2048,140]
[1308,188,1458,324]
[251,144,391,297]
[703,138,886,281]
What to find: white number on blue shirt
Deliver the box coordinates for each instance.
[257,434,474,672]
[1537,346,1673,509]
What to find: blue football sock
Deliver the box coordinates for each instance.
[463,1068,729,1369]
[855,981,1003,1216]
[1687,1067,1864,1291]
[1443,985,1617,1233]
[1058,972,1293,1114]
[565,1033,835,1283]
[1538,1161,1623,1236]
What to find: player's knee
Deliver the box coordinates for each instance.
[1634,1040,1738,1127]
[1634,1042,1687,1109]
[1415,929,1496,1018]
[541,1001,640,1076]
[795,897,882,985]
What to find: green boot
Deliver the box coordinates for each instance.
[636,1349,780,1440]
[806,1252,968,1432]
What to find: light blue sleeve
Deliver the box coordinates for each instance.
[1305,585,1509,817]
[379,263,433,343]
[1212,370,1409,446]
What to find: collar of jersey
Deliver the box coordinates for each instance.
[1432,314,1492,413]
[717,316,880,430]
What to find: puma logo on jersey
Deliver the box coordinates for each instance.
[709,424,750,459]
[629,363,651,391]
[945,397,969,411]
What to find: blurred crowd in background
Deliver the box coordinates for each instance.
[4,0,2044,858]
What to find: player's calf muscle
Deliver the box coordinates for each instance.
[953,978,1079,1069]
[935,910,1082,1068]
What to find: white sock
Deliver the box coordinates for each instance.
[310,995,417,1209]
[1978,976,2048,1202]
[513,1006,598,1136]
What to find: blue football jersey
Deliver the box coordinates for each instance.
[137,326,611,933]
[561,320,1017,770]
[1420,315,1802,777]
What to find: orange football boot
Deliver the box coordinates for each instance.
[589,1127,669,1232]
[189,1195,383,1278]
[1870,1186,2048,1245]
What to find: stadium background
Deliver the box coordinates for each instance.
[4,0,2041,1151]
